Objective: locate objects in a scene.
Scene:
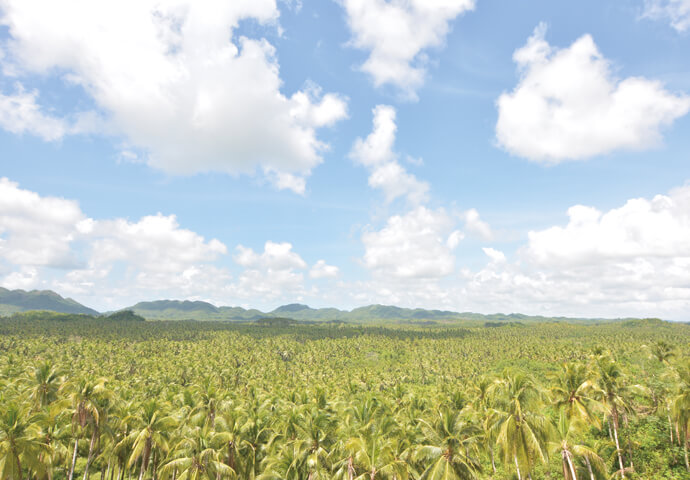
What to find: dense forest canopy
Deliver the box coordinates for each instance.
[0,315,689,479]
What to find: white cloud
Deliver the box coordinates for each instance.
[0,177,230,304]
[446,230,464,249]
[89,214,227,275]
[341,0,475,98]
[1,266,39,290]
[0,0,347,193]
[525,186,690,265]
[0,85,68,141]
[350,105,429,204]
[233,241,308,300]
[362,206,458,279]
[462,183,690,319]
[482,247,505,264]
[496,23,690,163]
[0,177,85,268]
[0,178,355,309]
[310,259,340,279]
[643,0,690,32]
[463,208,492,240]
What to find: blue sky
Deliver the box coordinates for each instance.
[1,0,690,319]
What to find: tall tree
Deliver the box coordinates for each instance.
[490,369,550,480]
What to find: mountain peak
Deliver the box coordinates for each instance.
[0,288,98,315]
[272,303,312,313]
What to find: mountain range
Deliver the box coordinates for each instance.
[0,287,99,315]
[0,287,625,324]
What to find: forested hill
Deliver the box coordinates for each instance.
[0,287,99,315]
[124,300,629,324]
[0,287,644,324]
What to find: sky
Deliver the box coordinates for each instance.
[1,0,690,319]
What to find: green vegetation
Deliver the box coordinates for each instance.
[0,314,688,479]
[0,288,98,316]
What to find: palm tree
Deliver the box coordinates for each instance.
[592,355,641,479]
[414,409,481,480]
[549,362,601,428]
[64,377,111,480]
[548,411,606,480]
[160,424,235,480]
[490,369,550,480]
[127,399,177,480]
[649,341,675,365]
[335,415,408,480]
[0,402,48,480]
[469,376,497,474]
[668,358,690,472]
[33,401,72,480]
[23,361,64,410]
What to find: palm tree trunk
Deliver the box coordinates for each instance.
[84,428,99,480]
[151,450,158,480]
[606,419,613,442]
[683,427,690,472]
[490,446,496,474]
[584,455,595,480]
[668,413,674,444]
[514,455,522,480]
[68,438,79,480]
[12,447,23,480]
[623,414,634,472]
[566,451,578,480]
[611,412,626,479]
[348,456,355,480]
[138,454,146,480]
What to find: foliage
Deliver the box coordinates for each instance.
[0,316,688,479]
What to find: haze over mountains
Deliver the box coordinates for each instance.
[0,287,630,324]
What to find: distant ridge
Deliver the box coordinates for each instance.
[122,299,626,325]
[0,287,639,325]
[0,287,99,315]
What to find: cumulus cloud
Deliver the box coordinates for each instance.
[0,177,86,268]
[0,177,230,302]
[463,183,690,319]
[362,206,460,279]
[463,208,492,240]
[496,23,690,163]
[341,0,475,98]
[525,186,690,265]
[88,214,227,275]
[0,0,347,192]
[310,259,340,279]
[643,0,690,31]
[350,105,429,204]
[0,85,68,141]
[233,241,309,300]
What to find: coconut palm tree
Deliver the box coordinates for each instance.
[592,355,641,479]
[490,369,550,480]
[0,402,48,480]
[64,377,111,480]
[414,409,481,480]
[549,362,601,428]
[23,361,64,410]
[159,424,235,480]
[336,416,408,480]
[668,358,690,472]
[549,411,607,480]
[127,399,177,480]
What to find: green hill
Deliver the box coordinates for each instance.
[0,287,99,315]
